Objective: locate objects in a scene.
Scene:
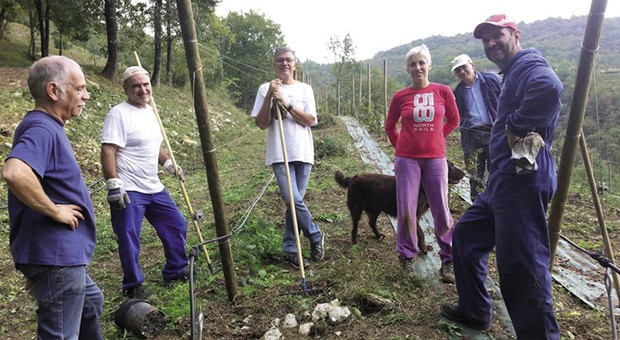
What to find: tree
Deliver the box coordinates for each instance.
[33,0,49,57]
[151,0,162,86]
[221,10,285,109]
[101,0,118,79]
[327,33,360,115]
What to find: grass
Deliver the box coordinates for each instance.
[2,22,620,339]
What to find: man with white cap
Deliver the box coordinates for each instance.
[441,14,562,339]
[101,66,189,299]
[451,54,501,200]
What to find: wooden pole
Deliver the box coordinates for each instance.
[383,60,388,141]
[337,80,341,116]
[274,100,308,289]
[367,63,371,114]
[352,75,355,115]
[175,0,238,301]
[548,0,607,270]
[578,130,620,296]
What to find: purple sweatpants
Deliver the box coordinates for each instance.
[110,188,188,289]
[394,157,453,262]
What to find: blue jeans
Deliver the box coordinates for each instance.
[272,162,322,253]
[17,264,103,340]
[111,188,188,289]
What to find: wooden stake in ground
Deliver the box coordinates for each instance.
[547,0,619,301]
[174,0,238,302]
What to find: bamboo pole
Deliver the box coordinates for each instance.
[548,0,607,265]
[549,0,607,262]
[132,52,213,273]
[175,0,238,301]
[578,130,620,296]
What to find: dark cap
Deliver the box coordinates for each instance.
[473,14,518,39]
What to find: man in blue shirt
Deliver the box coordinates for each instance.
[2,56,103,339]
[452,54,501,201]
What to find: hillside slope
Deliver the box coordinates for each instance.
[1,21,619,340]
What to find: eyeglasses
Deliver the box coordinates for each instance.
[275,58,295,64]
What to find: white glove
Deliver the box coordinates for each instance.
[106,178,130,209]
[164,159,185,181]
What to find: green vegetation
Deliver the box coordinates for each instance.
[0,6,620,339]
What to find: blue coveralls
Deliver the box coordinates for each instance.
[451,48,563,339]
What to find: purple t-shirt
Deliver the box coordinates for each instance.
[7,110,96,266]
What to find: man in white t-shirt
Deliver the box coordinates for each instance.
[251,47,325,269]
[100,66,188,300]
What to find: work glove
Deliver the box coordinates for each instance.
[270,100,288,120]
[164,159,185,181]
[106,178,130,210]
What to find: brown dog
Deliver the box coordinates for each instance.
[335,160,465,253]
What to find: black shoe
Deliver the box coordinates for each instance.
[440,303,490,331]
[283,252,307,269]
[123,284,154,300]
[310,232,325,262]
[164,270,190,284]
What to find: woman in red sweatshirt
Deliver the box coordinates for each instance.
[385,44,460,283]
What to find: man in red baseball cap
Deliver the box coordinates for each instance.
[473,14,519,39]
[442,13,563,339]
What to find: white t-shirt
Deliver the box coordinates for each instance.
[101,101,164,193]
[250,81,317,166]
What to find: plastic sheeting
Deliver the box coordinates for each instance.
[340,115,620,336]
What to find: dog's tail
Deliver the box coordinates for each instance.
[334,170,351,188]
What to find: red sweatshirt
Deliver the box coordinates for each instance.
[385,83,459,158]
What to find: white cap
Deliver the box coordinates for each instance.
[451,54,473,73]
[122,66,149,83]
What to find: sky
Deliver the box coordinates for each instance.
[215,0,620,63]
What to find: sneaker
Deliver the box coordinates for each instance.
[399,255,416,273]
[310,232,325,262]
[440,303,490,331]
[283,252,307,269]
[440,262,455,284]
[123,284,154,300]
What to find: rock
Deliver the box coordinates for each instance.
[260,326,282,340]
[282,313,297,329]
[328,306,351,324]
[311,299,344,322]
[298,322,313,335]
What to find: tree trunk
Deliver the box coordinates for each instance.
[101,0,118,79]
[35,0,49,57]
[165,0,172,85]
[58,32,63,55]
[43,1,49,57]
[28,9,36,58]
[151,0,163,87]
[0,4,8,39]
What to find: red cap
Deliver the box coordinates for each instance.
[473,14,518,39]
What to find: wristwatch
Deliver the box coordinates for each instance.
[287,103,294,112]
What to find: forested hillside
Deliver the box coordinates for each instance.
[304,15,620,165]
